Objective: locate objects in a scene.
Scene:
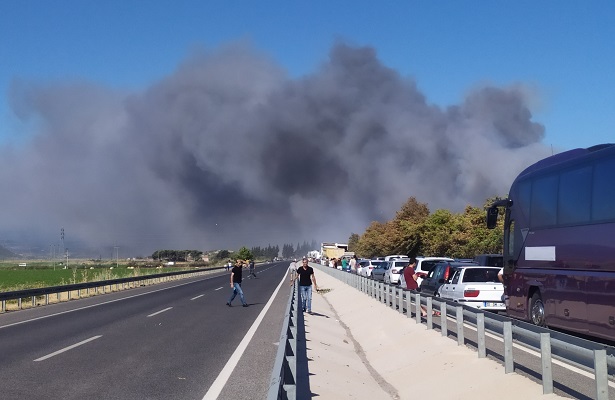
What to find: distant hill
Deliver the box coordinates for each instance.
[0,244,18,259]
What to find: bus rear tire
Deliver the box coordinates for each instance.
[529,292,546,327]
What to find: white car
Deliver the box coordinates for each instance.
[438,266,505,312]
[355,259,369,275]
[358,260,385,277]
[384,259,411,284]
[384,255,409,261]
[399,257,454,289]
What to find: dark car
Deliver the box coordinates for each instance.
[472,254,503,267]
[419,261,478,296]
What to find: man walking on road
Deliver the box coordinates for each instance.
[291,258,319,314]
[227,259,248,307]
[248,259,257,278]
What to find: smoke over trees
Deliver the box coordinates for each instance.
[0,42,550,255]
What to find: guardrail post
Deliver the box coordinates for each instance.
[504,321,513,373]
[398,288,403,314]
[415,294,421,324]
[1,300,5,312]
[406,292,412,318]
[477,313,486,358]
[594,349,608,400]
[426,297,433,330]
[31,296,36,307]
[440,301,447,337]
[391,285,396,310]
[385,284,390,306]
[18,297,22,309]
[456,306,464,345]
[540,332,553,394]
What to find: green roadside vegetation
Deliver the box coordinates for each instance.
[0,259,217,293]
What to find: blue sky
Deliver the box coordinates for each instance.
[1,0,614,150]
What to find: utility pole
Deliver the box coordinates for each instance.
[114,246,119,268]
[61,227,65,268]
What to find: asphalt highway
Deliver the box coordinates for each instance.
[0,262,291,400]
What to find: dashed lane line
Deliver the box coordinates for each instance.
[34,335,103,362]
[147,307,173,317]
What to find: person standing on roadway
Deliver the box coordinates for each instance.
[248,259,256,278]
[291,258,319,314]
[402,257,419,291]
[349,255,357,274]
[227,259,248,307]
[289,260,298,282]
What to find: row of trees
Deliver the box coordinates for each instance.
[347,197,504,259]
[281,241,318,259]
[250,245,280,260]
[151,250,204,262]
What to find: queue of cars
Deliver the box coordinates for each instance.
[339,254,505,313]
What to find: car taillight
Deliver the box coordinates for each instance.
[464,289,480,297]
[369,266,373,269]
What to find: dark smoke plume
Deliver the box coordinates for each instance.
[0,43,550,256]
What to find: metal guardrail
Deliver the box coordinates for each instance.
[0,266,226,312]
[268,282,299,400]
[316,264,615,400]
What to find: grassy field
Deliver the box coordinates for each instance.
[0,259,221,292]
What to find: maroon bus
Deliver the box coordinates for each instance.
[487,143,615,342]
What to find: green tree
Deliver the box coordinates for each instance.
[236,246,253,261]
[347,233,360,253]
[215,249,231,260]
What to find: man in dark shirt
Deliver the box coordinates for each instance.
[291,258,319,314]
[227,259,248,307]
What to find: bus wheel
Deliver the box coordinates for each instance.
[529,292,546,327]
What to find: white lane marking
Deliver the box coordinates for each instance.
[147,307,173,317]
[0,272,232,330]
[202,273,287,400]
[191,295,205,300]
[34,335,102,362]
[214,287,223,291]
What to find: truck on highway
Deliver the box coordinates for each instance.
[320,242,348,260]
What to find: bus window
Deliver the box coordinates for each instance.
[530,174,558,227]
[559,166,591,224]
[592,157,615,221]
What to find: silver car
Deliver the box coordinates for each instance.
[370,261,391,281]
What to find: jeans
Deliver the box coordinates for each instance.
[300,285,312,312]
[228,283,246,305]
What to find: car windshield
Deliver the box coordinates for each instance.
[394,261,410,267]
[372,261,385,267]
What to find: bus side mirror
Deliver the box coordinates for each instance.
[486,206,499,229]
